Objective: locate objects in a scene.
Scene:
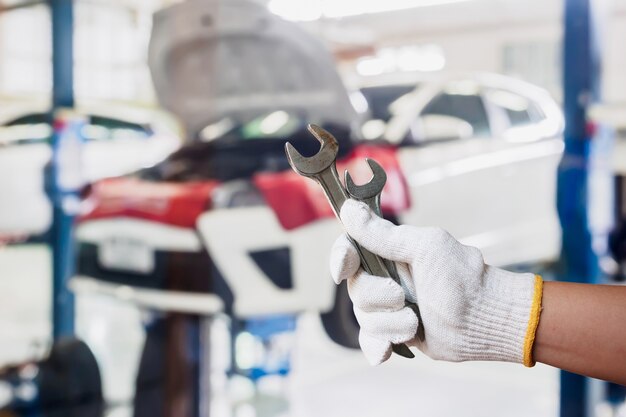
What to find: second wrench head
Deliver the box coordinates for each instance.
[284,124,339,177]
[345,158,387,200]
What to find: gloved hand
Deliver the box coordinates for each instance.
[330,200,543,367]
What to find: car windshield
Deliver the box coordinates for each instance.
[0,113,151,145]
[360,84,418,123]
[143,122,353,182]
[197,111,306,142]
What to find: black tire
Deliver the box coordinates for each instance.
[134,314,205,417]
[39,337,104,417]
[320,280,360,349]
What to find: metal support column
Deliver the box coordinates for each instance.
[51,0,74,109]
[558,0,602,415]
[49,0,75,339]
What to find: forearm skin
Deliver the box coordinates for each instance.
[533,282,626,385]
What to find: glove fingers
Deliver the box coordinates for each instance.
[359,332,392,365]
[347,271,405,312]
[340,200,419,264]
[329,233,361,284]
[355,306,419,344]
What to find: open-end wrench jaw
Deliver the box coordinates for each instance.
[345,157,403,294]
[284,125,416,359]
[284,124,339,177]
[344,158,387,201]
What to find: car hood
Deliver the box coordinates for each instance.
[148,0,357,139]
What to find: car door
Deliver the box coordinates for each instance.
[476,86,563,265]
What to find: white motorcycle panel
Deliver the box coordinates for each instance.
[197,207,340,317]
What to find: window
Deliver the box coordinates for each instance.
[502,41,561,100]
[486,89,546,128]
[505,106,532,126]
[360,85,417,123]
[0,112,150,145]
[0,2,158,102]
[85,116,151,141]
[74,2,153,101]
[0,5,52,95]
[421,92,491,137]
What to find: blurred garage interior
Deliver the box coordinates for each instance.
[0,0,625,416]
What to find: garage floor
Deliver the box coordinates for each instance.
[0,245,559,417]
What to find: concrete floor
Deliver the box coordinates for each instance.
[0,244,560,417]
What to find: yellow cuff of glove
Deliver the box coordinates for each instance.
[522,275,544,367]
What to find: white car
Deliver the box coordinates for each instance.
[0,102,181,240]
[358,72,565,266]
[72,0,565,354]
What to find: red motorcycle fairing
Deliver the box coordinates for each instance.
[79,178,220,228]
[253,144,410,230]
[79,145,410,231]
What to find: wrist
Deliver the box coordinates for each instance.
[461,268,543,365]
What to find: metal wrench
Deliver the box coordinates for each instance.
[285,124,414,359]
[344,159,400,283]
[345,159,422,328]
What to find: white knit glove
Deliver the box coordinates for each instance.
[330,200,543,366]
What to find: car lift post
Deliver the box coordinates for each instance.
[558,0,602,416]
[49,0,76,340]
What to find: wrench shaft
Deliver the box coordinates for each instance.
[313,169,391,278]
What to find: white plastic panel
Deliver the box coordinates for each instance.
[197,207,340,317]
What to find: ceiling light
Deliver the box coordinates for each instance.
[269,0,474,21]
[323,0,473,18]
[356,57,386,76]
[397,45,446,72]
[268,0,322,21]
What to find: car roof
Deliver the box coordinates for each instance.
[374,72,562,143]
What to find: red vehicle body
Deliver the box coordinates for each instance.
[81,143,410,232]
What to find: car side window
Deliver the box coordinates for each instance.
[486,89,546,128]
[0,113,51,145]
[4,113,48,126]
[83,116,151,141]
[0,113,151,145]
[421,92,491,138]
[505,106,532,126]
